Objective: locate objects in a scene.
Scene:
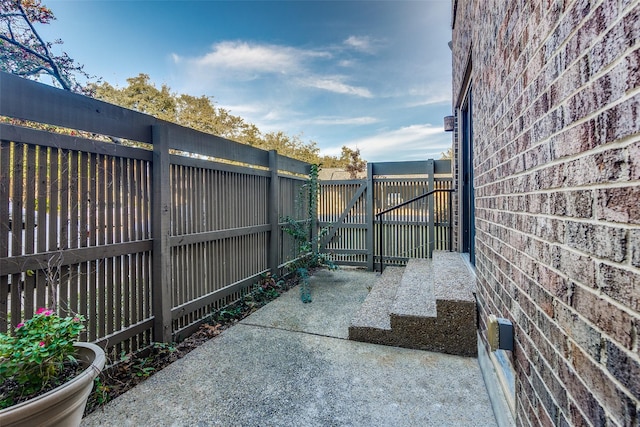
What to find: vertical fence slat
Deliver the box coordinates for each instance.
[97,154,106,338]
[23,145,36,318]
[114,157,123,335]
[79,151,89,340]
[0,141,9,332]
[58,148,69,316]
[68,150,79,316]
[34,146,47,310]
[10,143,24,327]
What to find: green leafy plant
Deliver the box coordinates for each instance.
[282,164,337,303]
[91,377,110,406]
[0,308,85,408]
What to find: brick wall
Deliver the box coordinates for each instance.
[452,1,640,425]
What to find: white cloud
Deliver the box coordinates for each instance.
[328,124,450,161]
[344,35,377,53]
[405,95,451,107]
[404,84,452,107]
[177,42,296,74]
[306,116,380,126]
[299,76,373,98]
[173,41,376,99]
[173,41,330,76]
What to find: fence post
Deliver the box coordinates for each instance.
[151,124,172,343]
[366,162,375,271]
[427,159,435,258]
[310,165,318,259]
[269,150,280,275]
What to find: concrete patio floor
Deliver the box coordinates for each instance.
[81,268,499,427]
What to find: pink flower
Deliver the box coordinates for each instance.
[36,307,53,316]
[16,323,24,329]
[39,341,45,347]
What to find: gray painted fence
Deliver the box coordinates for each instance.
[319,160,453,270]
[0,72,310,355]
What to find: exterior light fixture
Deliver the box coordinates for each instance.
[444,115,455,132]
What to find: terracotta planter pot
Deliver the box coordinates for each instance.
[0,342,106,427]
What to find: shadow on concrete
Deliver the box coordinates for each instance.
[82,268,497,427]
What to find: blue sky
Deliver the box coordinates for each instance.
[39,0,453,162]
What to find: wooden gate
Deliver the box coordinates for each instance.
[318,160,452,271]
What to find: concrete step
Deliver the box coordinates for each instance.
[348,251,477,357]
[392,252,477,356]
[390,258,436,318]
[348,266,403,346]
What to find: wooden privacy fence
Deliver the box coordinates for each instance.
[0,72,310,355]
[319,160,453,270]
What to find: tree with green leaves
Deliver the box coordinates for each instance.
[93,74,363,167]
[341,147,367,178]
[0,0,92,93]
[1,1,367,168]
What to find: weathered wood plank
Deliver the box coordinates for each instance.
[0,123,152,162]
[35,145,47,310]
[269,151,280,274]
[0,141,8,332]
[151,125,173,343]
[93,318,154,349]
[171,270,268,321]
[166,125,269,167]
[276,154,310,176]
[0,71,155,143]
[0,240,152,275]
[23,144,36,318]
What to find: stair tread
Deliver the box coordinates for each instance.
[349,266,403,331]
[390,258,436,318]
[349,252,478,357]
[432,251,475,302]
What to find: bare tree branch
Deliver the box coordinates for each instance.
[0,0,95,93]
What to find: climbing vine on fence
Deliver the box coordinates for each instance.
[282,164,336,303]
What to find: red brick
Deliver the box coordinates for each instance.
[589,6,626,77]
[535,263,571,302]
[571,285,635,349]
[623,3,640,48]
[632,230,640,269]
[598,263,640,312]
[567,400,592,427]
[629,141,640,180]
[626,47,640,92]
[571,342,639,426]
[552,246,597,287]
[595,94,640,145]
[564,221,627,263]
[605,339,640,400]
[452,0,640,424]
[551,120,596,160]
[554,302,602,361]
[557,357,607,426]
[596,187,640,224]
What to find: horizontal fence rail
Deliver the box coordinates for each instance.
[0,72,310,355]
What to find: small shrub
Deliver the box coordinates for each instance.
[0,308,85,408]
